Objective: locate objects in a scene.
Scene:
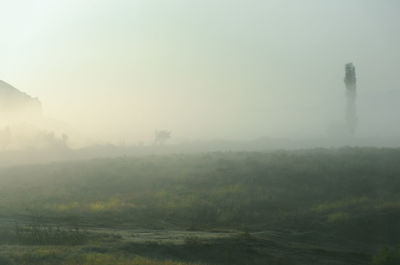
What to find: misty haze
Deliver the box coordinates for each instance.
[0,1,399,264]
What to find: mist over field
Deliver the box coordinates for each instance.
[0,1,400,265]
[0,0,399,151]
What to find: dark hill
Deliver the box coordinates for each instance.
[0,80,42,115]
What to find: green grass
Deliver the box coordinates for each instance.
[1,147,400,264]
[0,246,203,265]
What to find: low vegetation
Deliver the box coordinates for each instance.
[0,147,399,264]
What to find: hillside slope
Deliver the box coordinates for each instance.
[0,80,42,118]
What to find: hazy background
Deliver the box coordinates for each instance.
[1,0,399,145]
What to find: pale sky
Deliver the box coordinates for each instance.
[1,0,399,143]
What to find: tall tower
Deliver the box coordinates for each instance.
[344,63,357,135]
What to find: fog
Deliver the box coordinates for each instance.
[2,3,400,263]
[0,0,399,149]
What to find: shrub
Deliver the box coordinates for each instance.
[372,247,400,265]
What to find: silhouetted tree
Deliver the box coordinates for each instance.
[154,130,171,145]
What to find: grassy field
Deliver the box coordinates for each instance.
[1,147,400,264]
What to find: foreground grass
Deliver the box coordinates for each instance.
[1,148,400,230]
[0,246,203,265]
[0,147,400,264]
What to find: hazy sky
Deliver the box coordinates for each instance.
[1,0,399,143]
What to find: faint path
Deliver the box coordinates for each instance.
[0,216,239,244]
